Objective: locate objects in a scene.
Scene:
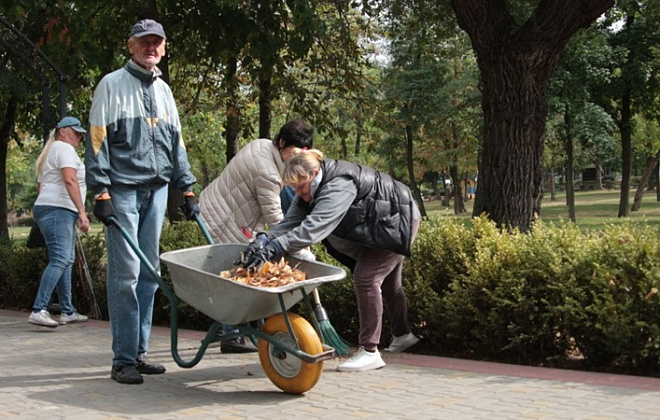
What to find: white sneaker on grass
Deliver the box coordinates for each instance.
[28,310,59,328]
[59,312,88,325]
[384,332,419,353]
[337,347,386,372]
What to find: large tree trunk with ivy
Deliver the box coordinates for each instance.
[451,0,614,231]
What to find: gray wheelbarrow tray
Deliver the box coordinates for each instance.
[161,243,345,326]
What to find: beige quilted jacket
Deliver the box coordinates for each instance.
[199,139,285,244]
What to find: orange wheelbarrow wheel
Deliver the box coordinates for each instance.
[258,312,324,394]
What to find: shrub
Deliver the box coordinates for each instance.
[439,218,588,365]
[0,238,46,309]
[565,222,660,374]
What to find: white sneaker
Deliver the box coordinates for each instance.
[384,332,419,353]
[337,347,386,372]
[28,310,59,328]
[59,312,88,325]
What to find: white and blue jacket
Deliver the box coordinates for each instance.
[85,59,196,194]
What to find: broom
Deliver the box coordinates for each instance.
[312,288,350,356]
[75,231,101,319]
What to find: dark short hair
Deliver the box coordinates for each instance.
[274,119,313,149]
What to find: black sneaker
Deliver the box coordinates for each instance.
[221,336,258,354]
[111,365,144,384]
[136,353,166,375]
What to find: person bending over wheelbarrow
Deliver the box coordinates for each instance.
[240,148,420,372]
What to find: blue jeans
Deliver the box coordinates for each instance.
[32,205,78,315]
[105,184,167,367]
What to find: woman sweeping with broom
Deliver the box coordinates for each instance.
[240,148,421,372]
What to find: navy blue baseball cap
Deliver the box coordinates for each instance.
[130,19,167,39]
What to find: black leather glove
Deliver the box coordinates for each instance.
[236,233,269,267]
[180,193,200,221]
[93,195,117,226]
[246,240,284,271]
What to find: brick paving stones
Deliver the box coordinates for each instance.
[2,309,660,420]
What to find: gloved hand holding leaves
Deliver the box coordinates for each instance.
[94,193,117,226]
[236,232,269,266]
[245,240,284,271]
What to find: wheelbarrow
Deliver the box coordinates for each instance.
[109,216,346,394]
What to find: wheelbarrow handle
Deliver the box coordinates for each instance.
[193,213,214,245]
[108,216,169,292]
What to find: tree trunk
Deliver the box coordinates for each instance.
[655,163,660,202]
[0,95,17,239]
[354,117,362,157]
[258,69,273,140]
[564,105,576,222]
[450,121,466,214]
[549,169,556,201]
[631,148,660,211]
[594,159,603,190]
[405,124,427,218]
[224,56,240,162]
[431,172,440,198]
[617,14,635,218]
[451,0,614,231]
[617,85,632,217]
[441,172,450,207]
[450,165,466,214]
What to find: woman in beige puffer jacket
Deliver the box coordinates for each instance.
[199,119,314,244]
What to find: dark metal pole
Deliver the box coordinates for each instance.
[42,82,50,144]
[59,75,67,118]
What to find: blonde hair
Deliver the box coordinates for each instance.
[283,148,324,186]
[35,128,58,177]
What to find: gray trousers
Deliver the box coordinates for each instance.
[353,218,420,351]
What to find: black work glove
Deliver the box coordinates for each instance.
[236,233,269,267]
[246,240,284,271]
[93,196,117,226]
[180,193,200,221]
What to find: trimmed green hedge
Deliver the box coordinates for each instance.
[3,216,660,377]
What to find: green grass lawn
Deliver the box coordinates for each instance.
[9,223,105,247]
[8,189,660,243]
[424,188,660,232]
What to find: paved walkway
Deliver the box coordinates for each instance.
[2,308,660,419]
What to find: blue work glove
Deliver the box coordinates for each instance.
[180,192,200,221]
[93,194,117,226]
[236,233,269,267]
[246,240,284,271]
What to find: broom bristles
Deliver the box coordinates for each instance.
[319,320,351,356]
[313,303,351,356]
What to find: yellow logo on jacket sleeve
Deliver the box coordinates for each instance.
[90,125,107,155]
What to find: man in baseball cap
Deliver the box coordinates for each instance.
[86,17,198,385]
